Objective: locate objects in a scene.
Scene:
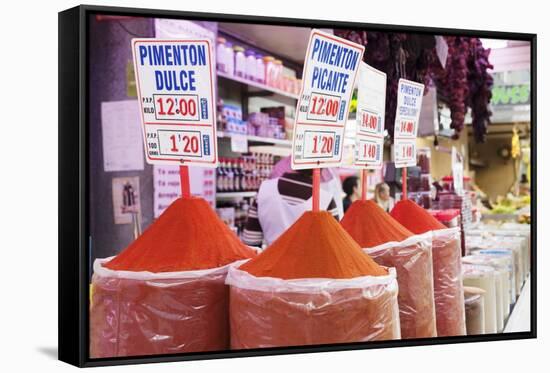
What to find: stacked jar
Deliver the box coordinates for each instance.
[256,54,265,84]
[233,45,246,78]
[263,56,275,87]
[216,37,228,73]
[245,50,257,81]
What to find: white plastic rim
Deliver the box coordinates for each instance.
[93,257,250,281]
[225,264,398,294]
[431,226,460,240]
[462,254,509,269]
[363,231,432,253]
[462,263,495,279]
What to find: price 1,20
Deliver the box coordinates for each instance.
[154,94,199,121]
[303,131,336,159]
[158,130,202,157]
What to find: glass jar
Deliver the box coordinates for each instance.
[273,59,283,89]
[233,45,246,78]
[216,37,227,73]
[255,54,265,84]
[263,56,275,86]
[225,42,234,77]
[245,50,256,81]
[417,147,431,174]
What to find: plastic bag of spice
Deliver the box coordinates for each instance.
[364,232,437,339]
[390,200,466,337]
[226,264,401,349]
[431,227,466,337]
[90,258,235,357]
[89,197,257,358]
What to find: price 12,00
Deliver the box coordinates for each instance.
[154,94,199,121]
[307,92,340,122]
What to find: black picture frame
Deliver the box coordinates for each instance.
[58,4,537,367]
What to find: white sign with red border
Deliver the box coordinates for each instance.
[393,78,425,168]
[350,62,387,169]
[132,39,217,167]
[291,29,365,170]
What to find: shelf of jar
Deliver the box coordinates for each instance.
[217,131,292,147]
[217,70,300,100]
[216,191,258,200]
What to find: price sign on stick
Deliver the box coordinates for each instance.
[291,29,365,170]
[132,39,217,167]
[349,63,387,169]
[393,79,425,168]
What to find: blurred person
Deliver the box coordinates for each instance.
[374,182,395,212]
[242,158,341,247]
[342,176,360,213]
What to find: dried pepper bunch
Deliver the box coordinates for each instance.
[334,30,493,142]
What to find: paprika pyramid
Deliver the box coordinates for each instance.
[229,211,400,348]
[390,199,446,234]
[340,200,413,247]
[240,210,387,279]
[105,197,256,272]
[340,199,437,339]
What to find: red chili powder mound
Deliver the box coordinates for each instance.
[340,200,413,248]
[105,197,256,272]
[239,211,387,279]
[390,199,446,234]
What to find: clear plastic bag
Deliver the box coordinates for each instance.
[466,235,523,299]
[469,249,516,305]
[431,228,466,336]
[226,265,401,349]
[364,232,437,339]
[464,286,485,335]
[89,258,242,358]
[462,263,497,334]
[462,254,512,329]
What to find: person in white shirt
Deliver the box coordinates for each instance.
[374,182,395,212]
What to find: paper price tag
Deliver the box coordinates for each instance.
[350,63,387,169]
[132,39,218,167]
[291,29,364,169]
[230,133,248,153]
[452,146,464,194]
[393,140,417,167]
[393,79,424,168]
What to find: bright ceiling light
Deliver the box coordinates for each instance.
[480,38,508,49]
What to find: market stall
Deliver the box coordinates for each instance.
[83,16,532,359]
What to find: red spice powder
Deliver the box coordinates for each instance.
[340,200,413,248]
[390,199,446,234]
[105,197,256,272]
[240,211,387,279]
